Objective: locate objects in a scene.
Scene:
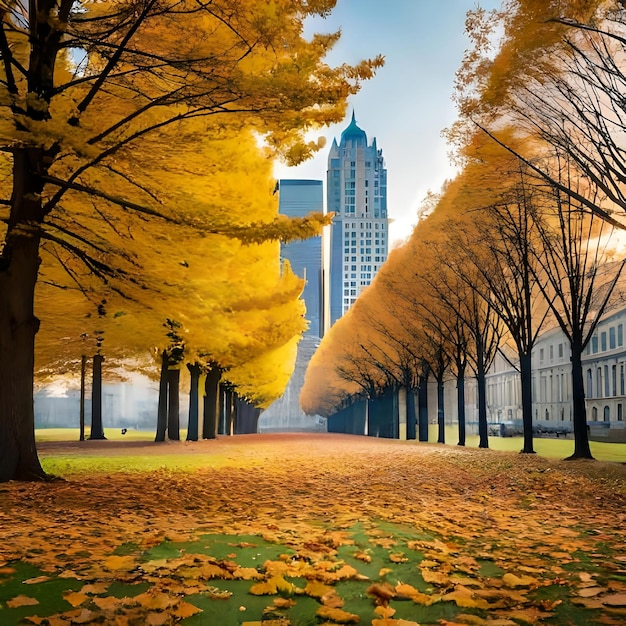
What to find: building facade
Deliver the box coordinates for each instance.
[278,179,324,337]
[484,308,626,440]
[327,113,389,326]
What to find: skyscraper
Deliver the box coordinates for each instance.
[257,179,326,433]
[327,112,389,326]
[278,179,323,337]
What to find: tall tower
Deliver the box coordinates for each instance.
[327,112,388,326]
[278,179,323,337]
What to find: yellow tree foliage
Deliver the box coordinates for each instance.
[0,0,383,481]
[34,129,310,410]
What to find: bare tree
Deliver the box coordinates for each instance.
[454,167,552,453]
[530,162,626,459]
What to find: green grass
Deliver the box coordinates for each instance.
[430,425,626,462]
[35,428,168,442]
[35,427,625,476]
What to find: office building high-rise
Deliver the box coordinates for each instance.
[278,179,323,337]
[327,112,388,326]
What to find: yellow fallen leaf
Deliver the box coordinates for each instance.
[273,597,296,609]
[200,563,231,579]
[353,551,372,563]
[171,600,203,618]
[62,608,97,624]
[250,580,278,596]
[442,585,491,609]
[502,573,538,588]
[421,569,450,585]
[395,583,436,606]
[374,605,396,617]
[103,555,136,571]
[316,605,360,623]
[304,580,335,599]
[134,591,173,610]
[145,613,168,626]
[249,575,294,596]
[63,591,88,607]
[81,582,110,595]
[320,564,361,582]
[389,553,408,563]
[232,566,263,580]
[6,595,39,608]
[321,590,345,608]
[23,576,51,584]
[92,596,123,611]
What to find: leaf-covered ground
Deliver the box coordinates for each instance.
[1,433,625,625]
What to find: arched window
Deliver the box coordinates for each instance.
[586,369,593,397]
[604,406,610,422]
[592,406,598,421]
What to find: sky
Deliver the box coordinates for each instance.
[274,0,501,245]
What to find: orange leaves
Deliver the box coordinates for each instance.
[315,605,360,623]
[6,594,39,608]
[3,434,626,625]
[501,572,539,588]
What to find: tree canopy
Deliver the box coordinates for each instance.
[0,0,383,481]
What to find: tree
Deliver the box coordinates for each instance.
[456,1,626,225]
[529,161,625,459]
[0,0,382,481]
[441,147,552,454]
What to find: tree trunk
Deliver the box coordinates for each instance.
[406,388,416,440]
[167,368,180,441]
[222,387,233,436]
[477,357,489,449]
[0,149,50,482]
[418,371,429,442]
[218,383,228,435]
[79,354,86,442]
[203,367,220,439]
[89,353,106,440]
[519,351,535,454]
[155,350,168,442]
[437,373,445,444]
[456,366,466,446]
[568,343,593,459]
[186,363,200,441]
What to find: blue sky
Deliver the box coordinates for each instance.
[274,0,501,244]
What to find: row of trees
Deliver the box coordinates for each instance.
[0,0,383,481]
[300,0,626,460]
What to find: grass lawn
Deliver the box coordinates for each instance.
[0,433,626,626]
[0,433,621,624]
[36,425,626,463]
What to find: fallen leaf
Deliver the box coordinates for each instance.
[92,596,123,610]
[23,575,51,584]
[171,600,203,618]
[316,605,360,623]
[578,586,607,597]
[502,572,538,588]
[102,555,136,571]
[6,595,39,608]
[62,590,88,607]
[602,593,626,606]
